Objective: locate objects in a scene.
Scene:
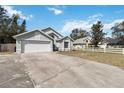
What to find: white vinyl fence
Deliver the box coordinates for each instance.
[73,47,124,55]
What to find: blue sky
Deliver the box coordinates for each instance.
[2,5,124,37]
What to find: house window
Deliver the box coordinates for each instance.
[64,42,69,48]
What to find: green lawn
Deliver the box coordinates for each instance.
[58,51,124,69]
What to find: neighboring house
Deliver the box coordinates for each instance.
[73,36,122,49]
[73,36,91,49]
[95,37,123,48]
[13,27,74,53]
[101,37,124,48]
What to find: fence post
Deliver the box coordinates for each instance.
[122,48,124,54]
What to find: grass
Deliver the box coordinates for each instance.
[58,51,124,69]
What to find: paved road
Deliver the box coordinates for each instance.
[21,53,124,88]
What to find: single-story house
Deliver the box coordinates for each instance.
[101,37,124,48]
[73,36,123,49]
[13,27,74,53]
[73,36,91,49]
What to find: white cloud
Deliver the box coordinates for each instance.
[2,5,33,20]
[88,13,103,19]
[104,19,124,30]
[61,13,124,37]
[61,13,103,35]
[88,13,103,23]
[61,20,92,35]
[48,7,63,15]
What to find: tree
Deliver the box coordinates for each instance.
[0,6,27,44]
[10,14,19,34]
[91,21,105,47]
[70,28,89,40]
[111,21,124,44]
[0,6,10,43]
[20,19,26,33]
[8,14,20,43]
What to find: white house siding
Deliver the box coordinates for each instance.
[58,38,73,51]
[16,31,53,53]
[43,29,64,51]
[16,40,21,53]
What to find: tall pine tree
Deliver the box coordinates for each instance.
[91,21,105,47]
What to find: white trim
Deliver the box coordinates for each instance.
[13,30,53,41]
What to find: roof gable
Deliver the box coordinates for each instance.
[42,27,63,38]
[13,30,53,41]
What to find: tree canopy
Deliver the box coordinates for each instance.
[0,6,26,44]
[70,28,89,40]
[111,21,124,45]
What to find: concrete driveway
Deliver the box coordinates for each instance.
[0,54,33,88]
[21,53,124,88]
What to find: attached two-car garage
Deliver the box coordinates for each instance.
[22,40,52,53]
[13,30,53,53]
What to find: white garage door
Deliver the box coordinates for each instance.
[23,40,52,53]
